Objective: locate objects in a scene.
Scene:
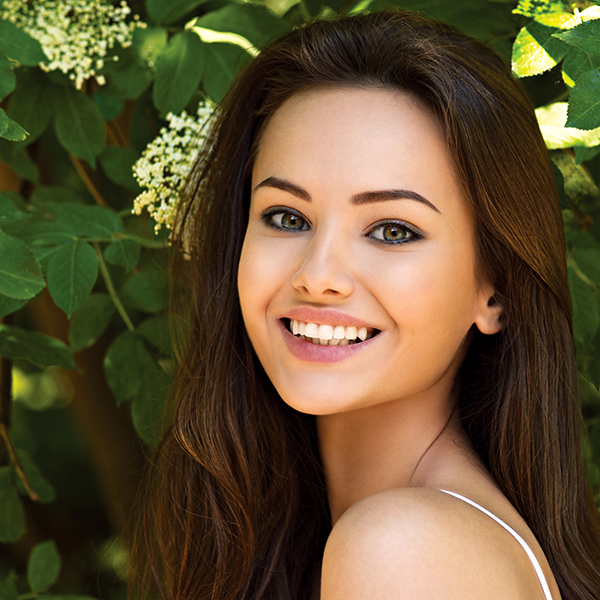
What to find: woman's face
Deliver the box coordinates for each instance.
[238,86,500,415]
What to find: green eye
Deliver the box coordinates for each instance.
[371,223,413,243]
[271,211,308,231]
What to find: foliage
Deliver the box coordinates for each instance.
[0,0,599,598]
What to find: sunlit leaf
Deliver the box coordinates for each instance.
[555,19,600,55]
[536,102,600,148]
[512,21,568,77]
[566,68,600,130]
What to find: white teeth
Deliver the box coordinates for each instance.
[333,325,346,339]
[317,324,333,340]
[344,326,357,340]
[288,319,376,345]
[305,322,319,338]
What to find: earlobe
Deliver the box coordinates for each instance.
[475,294,504,335]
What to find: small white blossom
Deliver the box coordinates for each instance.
[132,102,217,248]
[0,0,146,89]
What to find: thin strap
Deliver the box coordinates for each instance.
[439,489,553,600]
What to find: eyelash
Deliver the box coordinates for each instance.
[259,207,423,245]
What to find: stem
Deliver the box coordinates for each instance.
[0,425,39,501]
[94,242,135,332]
[18,593,39,600]
[70,154,108,206]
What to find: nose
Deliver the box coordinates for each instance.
[291,232,354,299]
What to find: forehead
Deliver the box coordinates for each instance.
[251,86,463,210]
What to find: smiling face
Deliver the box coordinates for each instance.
[237,86,501,416]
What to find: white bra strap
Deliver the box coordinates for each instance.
[439,489,553,600]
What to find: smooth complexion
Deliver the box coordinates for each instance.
[237,87,558,599]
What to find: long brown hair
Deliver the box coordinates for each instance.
[129,11,600,600]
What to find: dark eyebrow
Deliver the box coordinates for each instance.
[253,176,440,214]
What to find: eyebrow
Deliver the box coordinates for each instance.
[252,176,441,214]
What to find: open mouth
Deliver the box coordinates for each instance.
[282,318,381,346]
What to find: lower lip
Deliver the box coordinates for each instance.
[279,320,379,364]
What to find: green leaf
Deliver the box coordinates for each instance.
[536,102,600,148]
[7,72,59,143]
[121,270,169,312]
[0,325,76,369]
[147,0,210,24]
[15,450,56,503]
[0,572,18,600]
[574,144,600,163]
[104,239,141,271]
[568,265,600,344]
[0,107,28,141]
[131,356,170,446]
[0,192,30,224]
[0,228,46,299]
[69,293,115,352]
[93,83,124,121]
[0,467,26,543]
[104,331,150,403]
[32,186,84,207]
[99,146,140,191]
[153,31,205,115]
[0,293,28,318]
[47,240,99,318]
[0,141,39,182]
[45,202,120,240]
[512,21,568,78]
[138,314,172,356]
[104,47,152,100]
[203,43,249,103]
[27,540,61,593]
[54,86,105,166]
[554,19,600,55]
[566,68,600,130]
[0,52,16,102]
[572,247,600,285]
[193,4,289,48]
[2,218,75,248]
[0,20,47,65]
[562,47,600,87]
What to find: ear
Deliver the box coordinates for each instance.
[474,289,504,335]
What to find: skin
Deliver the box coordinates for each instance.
[237,86,560,599]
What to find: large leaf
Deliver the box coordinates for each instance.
[27,540,61,593]
[0,294,28,318]
[54,86,105,165]
[0,20,47,65]
[0,141,39,182]
[131,356,170,446]
[7,71,58,143]
[104,331,150,403]
[69,293,115,352]
[0,107,28,141]
[0,52,16,102]
[0,228,45,300]
[535,102,600,148]
[568,265,600,344]
[153,31,205,115]
[566,68,600,130]
[0,325,76,369]
[0,467,26,543]
[562,47,600,87]
[147,0,210,24]
[44,202,120,240]
[47,240,99,318]
[555,19,600,55]
[104,239,141,271]
[2,218,75,248]
[203,43,249,102]
[512,21,568,77]
[121,270,169,312]
[99,146,140,191]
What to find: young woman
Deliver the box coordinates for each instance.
[130,10,600,600]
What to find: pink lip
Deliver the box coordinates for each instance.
[284,307,374,329]
[278,319,379,364]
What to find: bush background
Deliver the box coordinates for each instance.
[2,0,600,598]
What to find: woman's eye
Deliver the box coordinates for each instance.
[369,223,419,244]
[263,209,309,232]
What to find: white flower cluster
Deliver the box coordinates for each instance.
[0,0,145,89]
[132,102,216,239]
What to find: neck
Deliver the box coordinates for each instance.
[316,388,462,524]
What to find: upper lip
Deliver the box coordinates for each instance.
[283,307,378,329]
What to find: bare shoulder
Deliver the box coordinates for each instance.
[320,488,541,600]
